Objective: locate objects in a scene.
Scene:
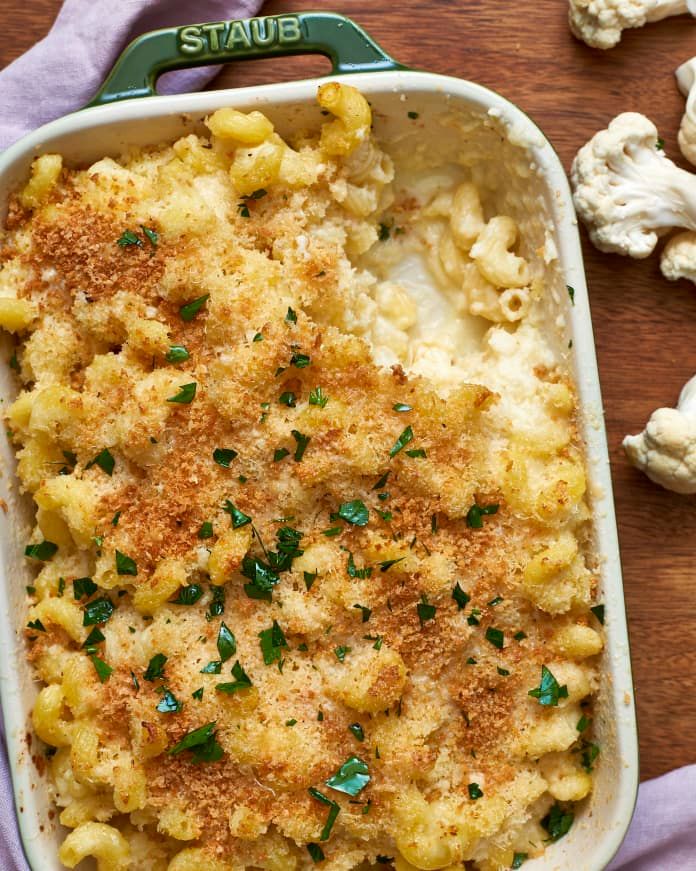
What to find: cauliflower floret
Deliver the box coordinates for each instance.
[571,112,696,258]
[677,57,696,167]
[660,230,696,283]
[569,0,696,50]
[623,374,696,493]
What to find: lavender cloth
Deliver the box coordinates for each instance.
[0,3,694,871]
[0,0,264,153]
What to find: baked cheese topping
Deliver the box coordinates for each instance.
[0,83,602,871]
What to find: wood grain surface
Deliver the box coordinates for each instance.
[1,0,695,782]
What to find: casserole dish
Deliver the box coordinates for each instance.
[0,11,637,870]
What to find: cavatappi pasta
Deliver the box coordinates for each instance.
[1,82,602,871]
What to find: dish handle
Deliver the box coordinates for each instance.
[86,11,405,107]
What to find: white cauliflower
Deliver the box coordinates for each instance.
[677,56,696,166]
[624,374,696,493]
[571,112,696,258]
[569,0,696,50]
[660,230,696,283]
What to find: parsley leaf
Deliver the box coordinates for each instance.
[115,549,137,575]
[171,584,204,605]
[567,285,576,305]
[308,788,340,841]
[392,402,412,412]
[279,391,297,407]
[309,387,329,408]
[304,571,318,591]
[468,782,483,800]
[198,521,214,539]
[91,655,113,683]
[591,604,605,625]
[285,306,297,324]
[117,230,143,248]
[417,595,436,626]
[167,382,197,404]
[144,653,167,681]
[389,425,413,457]
[222,499,251,529]
[485,627,504,649]
[274,447,290,462]
[338,499,369,527]
[307,843,325,863]
[179,294,209,321]
[25,541,58,561]
[241,555,280,601]
[216,660,253,694]
[528,665,569,706]
[378,557,404,572]
[452,583,470,610]
[192,687,204,701]
[259,620,288,665]
[165,344,190,365]
[290,350,310,368]
[85,448,115,476]
[334,645,351,662]
[581,742,600,772]
[83,597,114,626]
[291,429,311,461]
[346,552,372,579]
[349,723,365,741]
[541,803,574,842]
[207,585,225,618]
[213,448,238,467]
[372,471,390,490]
[217,622,236,662]
[326,756,370,796]
[73,577,98,600]
[168,722,223,764]
[466,503,499,528]
[156,689,182,713]
[511,853,528,869]
[353,604,372,623]
[200,661,222,674]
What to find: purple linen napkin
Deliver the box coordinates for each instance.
[0,0,264,152]
[0,3,263,867]
[608,764,696,870]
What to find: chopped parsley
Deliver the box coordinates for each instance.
[322,526,342,537]
[378,223,390,241]
[591,603,605,625]
[567,285,576,305]
[468,782,483,800]
[192,687,204,701]
[378,557,404,572]
[198,521,214,539]
[541,803,574,842]
[85,448,115,476]
[581,742,600,772]
[141,225,158,247]
[25,541,58,561]
[485,627,504,649]
[308,787,340,841]
[346,552,372,579]
[528,665,569,706]
[117,230,143,248]
[304,571,318,591]
[467,608,481,626]
[171,584,204,605]
[334,645,351,662]
[488,595,503,607]
[57,577,65,597]
[452,582,470,610]
[511,852,528,868]
[213,448,238,467]
[83,626,105,650]
[200,661,222,674]
[338,499,369,527]
[326,756,370,796]
[392,402,412,412]
[238,202,250,217]
[168,721,223,763]
[408,111,419,119]
[286,718,297,727]
[417,594,436,626]
[466,503,499,528]
[353,604,372,623]
[289,350,311,368]
[111,511,121,526]
[216,660,253,694]
[73,577,97,600]
[285,306,297,324]
[577,714,591,733]
[309,387,329,408]
[497,667,511,676]
[514,630,527,642]
[372,471,390,490]
[83,597,114,626]
[278,391,297,407]
[144,653,167,681]
[241,555,280,601]
[274,447,290,462]
[115,549,137,575]
[207,585,225,618]
[389,425,413,457]
[156,689,182,714]
[166,345,189,363]
[217,622,236,662]
[167,382,197,404]
[259,620,288,666]
[179,294,209,322]
[90,655,113,683]
[291,429,311,461]
[221,499,251,529]
[349,723,365,742]
[26,619,45,633]
[253,332,263,342]
[307,843,325,863]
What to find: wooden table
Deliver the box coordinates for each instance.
[2,0,695,782]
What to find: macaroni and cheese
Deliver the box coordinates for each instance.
[0,83,602,871]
